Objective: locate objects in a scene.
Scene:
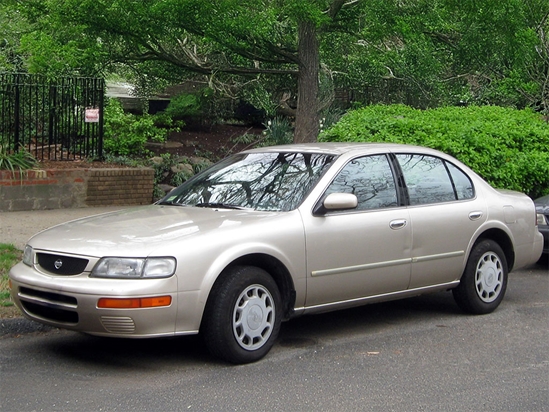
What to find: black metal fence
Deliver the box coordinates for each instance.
[0,73,104,161]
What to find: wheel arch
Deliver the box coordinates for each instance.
[473,228,515,271]
[208,253,297,322]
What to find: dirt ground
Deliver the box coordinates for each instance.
[151,123,264,159]
[37,124,264,169]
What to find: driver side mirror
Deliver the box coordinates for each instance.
[313,193,358,215]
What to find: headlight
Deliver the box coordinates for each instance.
[91,257,176,279]
[23,245,33,266]
[537,213,548,226]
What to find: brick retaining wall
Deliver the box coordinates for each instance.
[0,168,154,212]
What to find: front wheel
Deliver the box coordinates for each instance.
[202,266,282,364]
[453,239,508,314]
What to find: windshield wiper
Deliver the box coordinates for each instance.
[157,200,185,206]
[195,202,244,210]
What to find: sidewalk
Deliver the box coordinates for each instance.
[0,206,133,250]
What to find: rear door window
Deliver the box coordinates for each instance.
[396,154,473,205]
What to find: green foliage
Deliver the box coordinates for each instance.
[151,113,185,130]
[103,99,175,157]
[0,145,38,175]
[164,94,202,119]
[241,83,281,118]
[332,0,549,112]
[261,117,294,146]
[101,154,145,167]
[0,243,21,308]
[321,105,549,198]
[6,0,548,140]
[0,2,29,71]
[319,106,345,132]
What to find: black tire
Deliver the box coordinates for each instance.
[453,239,508,314]
[202,266,282,364]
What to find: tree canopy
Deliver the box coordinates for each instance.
[2,0,548,142]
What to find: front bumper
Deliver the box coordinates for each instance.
[9,261,183,338]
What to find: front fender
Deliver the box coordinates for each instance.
[172,212,307,333]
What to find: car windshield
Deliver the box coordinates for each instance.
[159,152,335,211]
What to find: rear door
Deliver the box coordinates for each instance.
[395,154,486,288]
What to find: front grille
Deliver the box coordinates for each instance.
[37,253,89,275]
[18,286,78,324]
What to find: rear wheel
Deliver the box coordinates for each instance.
[202,266,282,364]
[453,239,508,314]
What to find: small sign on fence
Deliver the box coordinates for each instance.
[85,107,100,123]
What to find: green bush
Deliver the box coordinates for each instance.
[321,105,549,198]
[164,93,202,119]
[0,144,37,175]
[103,98,172,157]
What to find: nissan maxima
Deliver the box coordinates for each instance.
[10,143,543,363]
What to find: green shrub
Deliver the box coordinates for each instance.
[0,144,38,176]
[321,105,549,198]
[153,112,186,130]
[103,98,172,157]
[164,93,202,119]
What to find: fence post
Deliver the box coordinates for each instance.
[14,74,20,150]
[98,78,104,159]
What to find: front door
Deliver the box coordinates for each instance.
[302,154,412,308]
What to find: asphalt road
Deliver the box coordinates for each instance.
[1,263,547,412]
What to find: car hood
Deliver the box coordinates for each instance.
[27,205,280,257]
[534,195,549,215]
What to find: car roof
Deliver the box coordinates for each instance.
[243,142,444,157]
[535,195,549,209]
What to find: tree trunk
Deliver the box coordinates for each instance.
[294,20,320,143]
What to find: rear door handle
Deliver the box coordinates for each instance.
[390,219,407,230]
[469,211,483,221]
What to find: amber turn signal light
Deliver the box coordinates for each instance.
[97,296,172,309]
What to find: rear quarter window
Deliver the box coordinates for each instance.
[446,162,474,200]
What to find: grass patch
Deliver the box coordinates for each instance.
[0,243,22,308]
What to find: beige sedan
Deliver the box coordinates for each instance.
[10,143,543,363]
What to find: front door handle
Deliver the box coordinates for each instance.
[390,219,407,230]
